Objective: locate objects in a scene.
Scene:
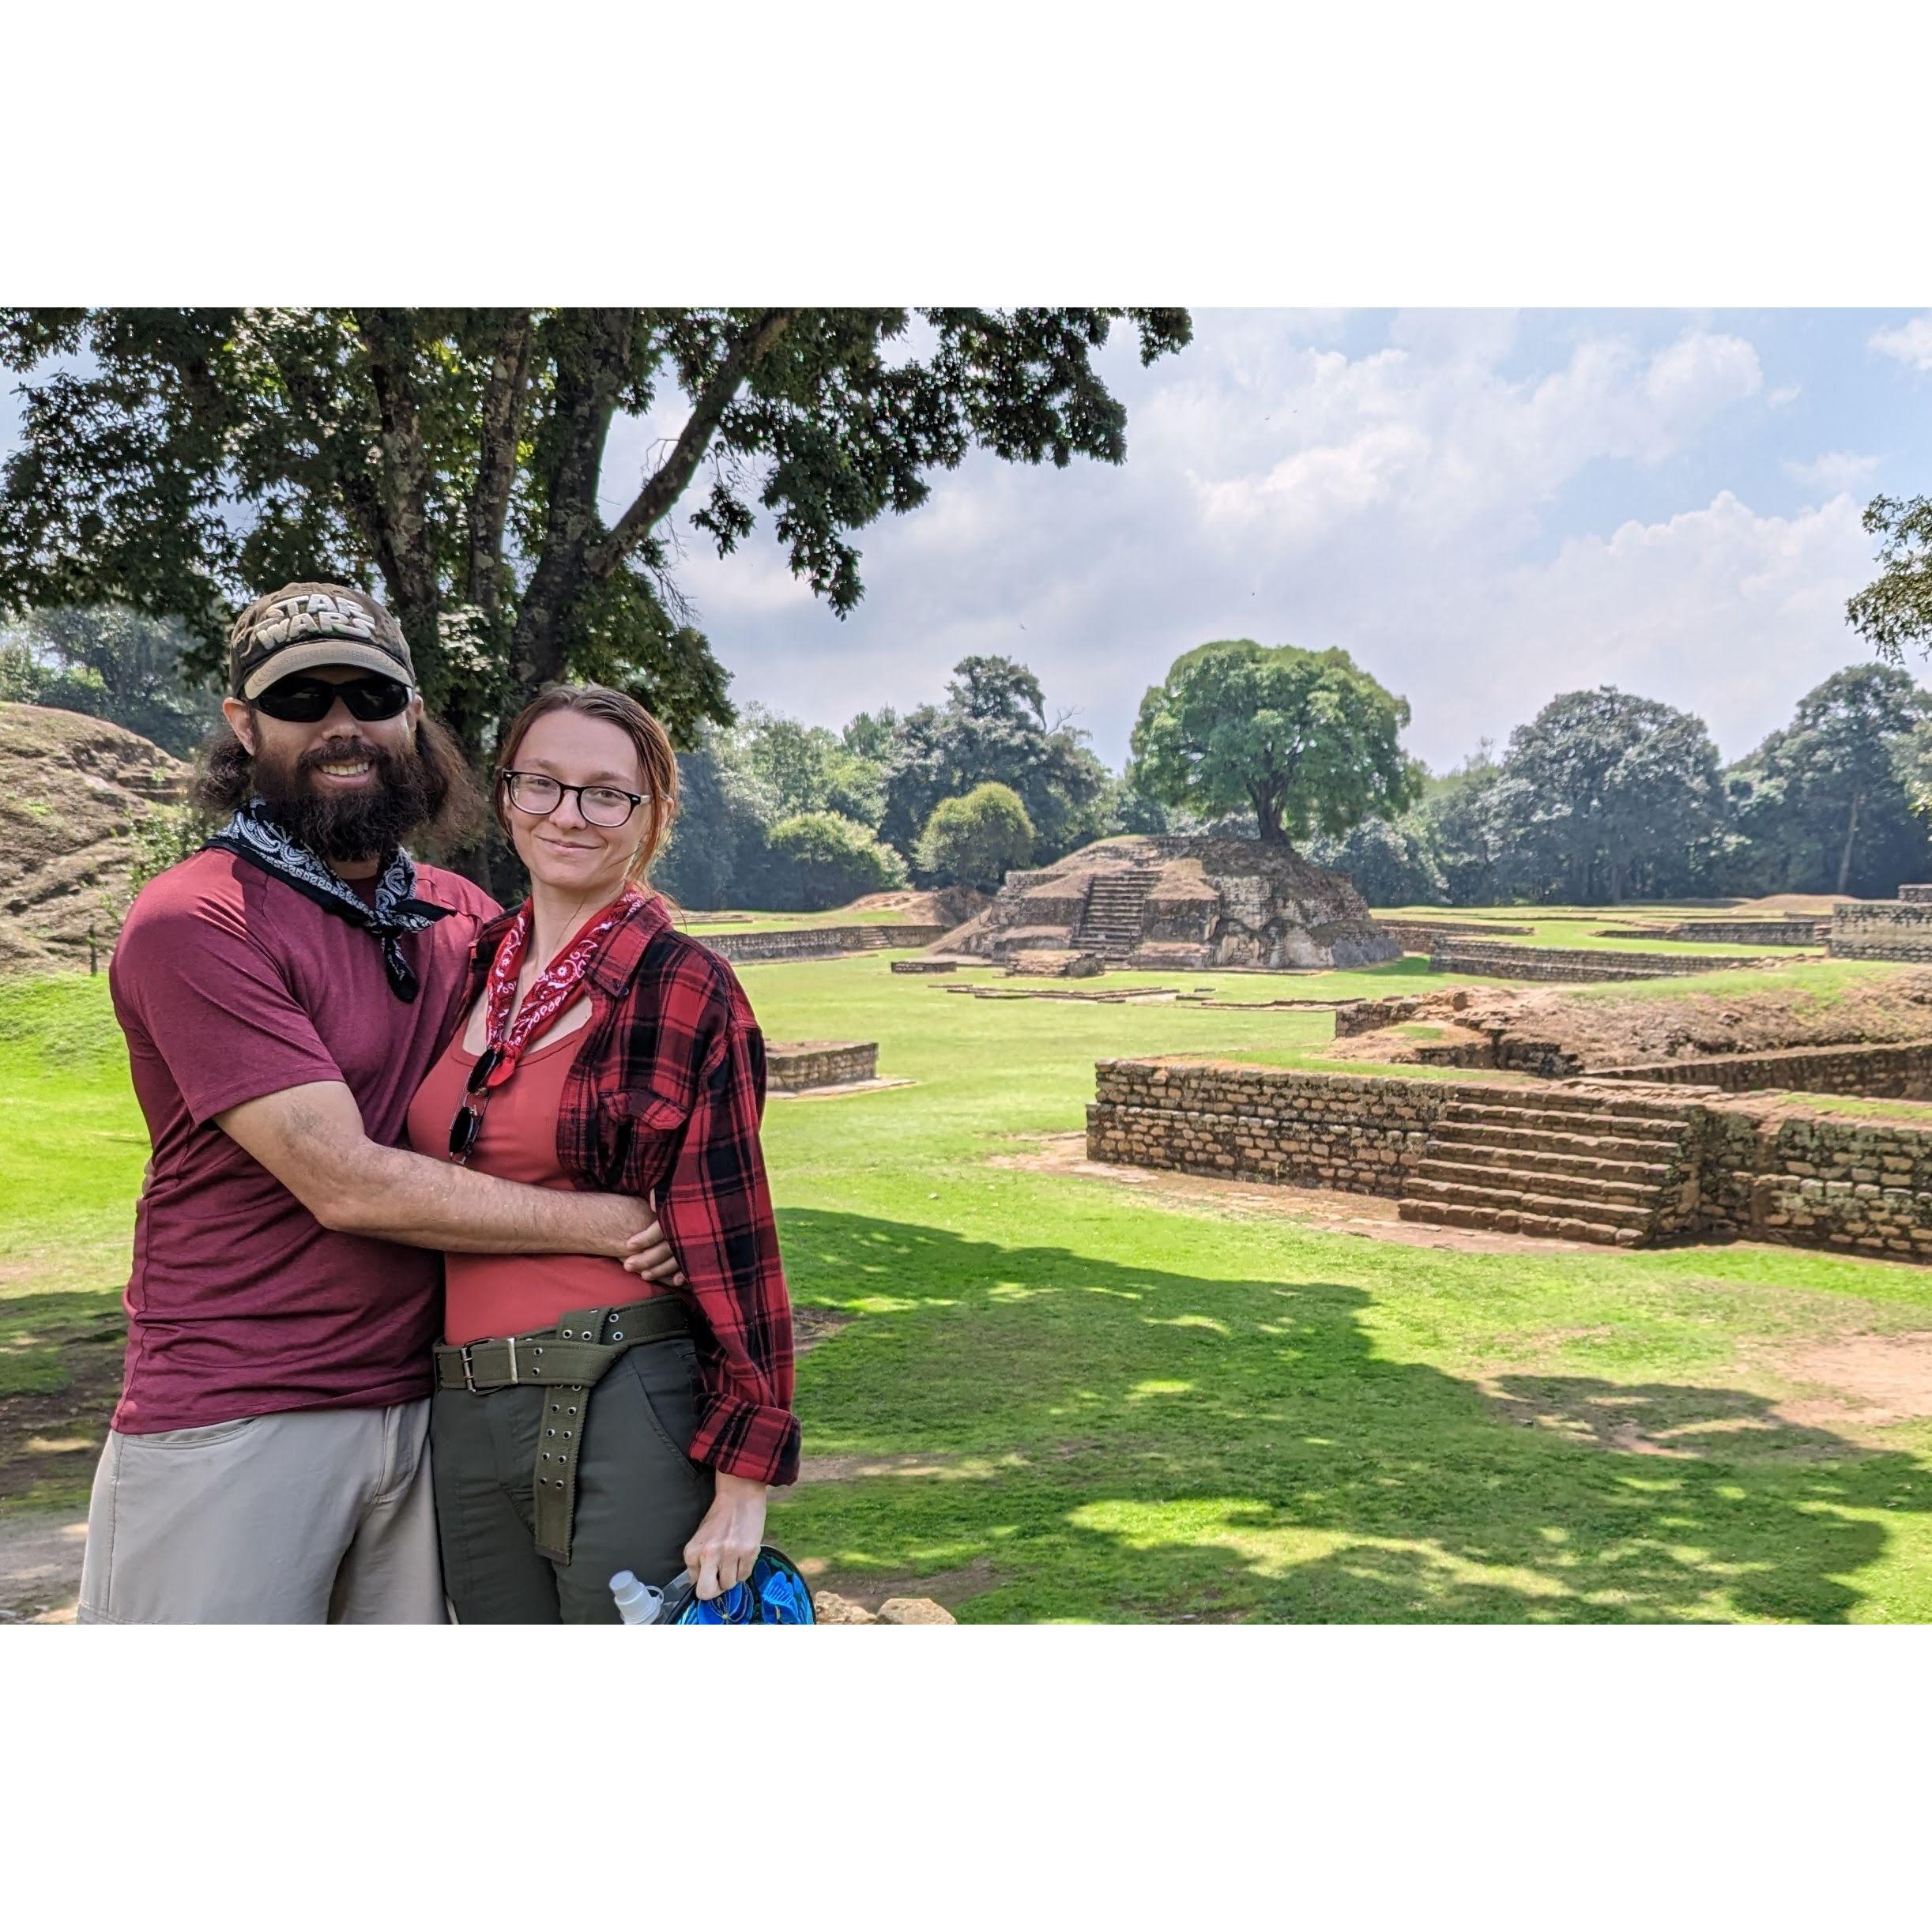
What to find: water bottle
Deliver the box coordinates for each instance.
[608,1569,664,1625]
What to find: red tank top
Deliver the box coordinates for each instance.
[405,1004,653,1346]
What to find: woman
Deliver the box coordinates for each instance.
[406,684,798,1622]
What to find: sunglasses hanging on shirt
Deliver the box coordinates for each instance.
[448,1047,503,1163]
[254,674,413,724]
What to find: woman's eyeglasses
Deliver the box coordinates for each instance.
[501,770,646,828]
[254,673,412,724]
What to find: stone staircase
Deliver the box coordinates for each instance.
[1074,868,1158,957]
[1396,1085,1701,1247]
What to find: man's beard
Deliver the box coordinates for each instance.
[251,731,435,865]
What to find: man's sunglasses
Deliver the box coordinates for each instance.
[254,673,412,724]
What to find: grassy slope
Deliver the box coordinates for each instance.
[8,960,1932,1621]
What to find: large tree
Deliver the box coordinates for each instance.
[1127,639,1418,846]
[878,655,1109,863]
[0,307,1191,845]
[1723,664,1932,896]
[1486,687,1723,902]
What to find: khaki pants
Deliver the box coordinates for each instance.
[77,1399,444,1625]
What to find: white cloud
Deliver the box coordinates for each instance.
[589,311,1877,774]
[1782,450,1881,495]
[1466,491,1876,763]
[1872,314,1932,371]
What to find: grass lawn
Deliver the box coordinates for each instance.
[7,957,1932,1622]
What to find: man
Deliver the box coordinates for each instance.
[77,582,674,1624]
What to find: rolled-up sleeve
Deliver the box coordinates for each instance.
[657,1015,798,1486]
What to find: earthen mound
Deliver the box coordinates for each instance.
[0,703,190,972]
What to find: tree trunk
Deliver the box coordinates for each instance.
[352,310,443,667]
[1836,792,1861,895]
[502,308,638,734]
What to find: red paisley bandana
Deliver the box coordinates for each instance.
[479,887,640,1089]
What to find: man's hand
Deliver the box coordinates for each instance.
[684,1472,768,1599]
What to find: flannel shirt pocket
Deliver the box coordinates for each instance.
[601,1085,693,1196]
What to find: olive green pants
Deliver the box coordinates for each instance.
[431,1331,714,1624]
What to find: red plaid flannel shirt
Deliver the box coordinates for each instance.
[462,891,798,1486]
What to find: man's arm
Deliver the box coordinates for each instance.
[218,1081,668,1261]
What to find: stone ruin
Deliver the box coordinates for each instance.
[932,835,1399,972]
[1830,887,1932,963]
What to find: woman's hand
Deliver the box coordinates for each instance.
[684,1471,768,1599]
[622,1192,686,1286]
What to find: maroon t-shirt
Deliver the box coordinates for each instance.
[107,848,500,1432]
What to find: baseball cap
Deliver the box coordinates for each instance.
[228,582,416,700]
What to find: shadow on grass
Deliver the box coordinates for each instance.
[771,1208,1932,1624]
[0,1289,124,1512]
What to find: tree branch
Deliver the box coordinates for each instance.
[584,307,797,582]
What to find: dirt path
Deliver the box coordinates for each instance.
[0,1511,85,1623]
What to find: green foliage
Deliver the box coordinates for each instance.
[7,604,220,755]
[1414,750,1505,906]
[0,308,1192,777]
[760,812,907,912]
[740,703,887,827]
[1128,638,1419,846]
[653,729,783,910]
[1847,493,1932,664]
[914,781,1036,891]
[841,708,898,763]
[879,657,1109,864]
[1720,664,1932,898]
[1483,687,1724,902]
[126,803,201,897]
[0,637,43,702]
[1305,811,1448,906]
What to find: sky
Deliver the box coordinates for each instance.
[602,307,1932,774]
[5,308,1928,775]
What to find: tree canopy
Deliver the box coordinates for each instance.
[879,655,1110,863]
[0,307,1192,789]
[1483,686,1723,902]
[1127,639,1418,846]
[1723,664,1932,897]
[761,812,906,911]
[1847,494,1932,665]
[914,781,1035,891]
[0,604,218,755]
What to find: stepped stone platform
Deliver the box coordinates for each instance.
[1087,1058,1932,1259]
[1830,897,1932,962]
[766,1040,879,1090]
[695,922,947,963]
[935,835,1399,971]
[1429,940,1780,982]
[1395,1085,1701,1247]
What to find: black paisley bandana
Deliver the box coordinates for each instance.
[205,797,454,1001]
